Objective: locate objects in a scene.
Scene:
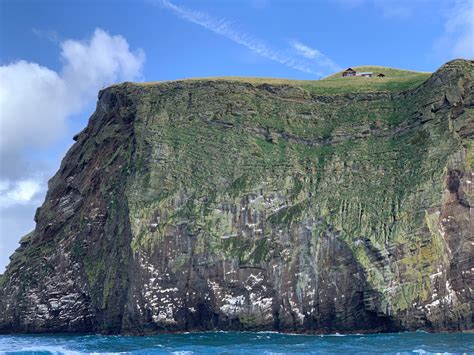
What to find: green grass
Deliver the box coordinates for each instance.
[323,65,430,80]
[295,74,430,94]
[124,65,432,95]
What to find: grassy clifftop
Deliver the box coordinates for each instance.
[323,65,429,79]
[318,65,431,94]
[130,65,432,95]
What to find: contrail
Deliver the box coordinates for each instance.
[155,0,340,77]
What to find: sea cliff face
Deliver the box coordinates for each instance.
[0,59,472,334]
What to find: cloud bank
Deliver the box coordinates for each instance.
[0,28,145,271]
[0,28,145,166]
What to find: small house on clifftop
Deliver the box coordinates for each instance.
[342,68,356,77]
[341,68,383,78]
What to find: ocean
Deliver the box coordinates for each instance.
[0,331,473,354]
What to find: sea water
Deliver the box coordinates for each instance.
[0,331,473,354]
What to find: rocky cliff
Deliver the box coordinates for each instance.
[0,59,472,334]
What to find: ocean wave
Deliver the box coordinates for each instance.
[4,345,131,355]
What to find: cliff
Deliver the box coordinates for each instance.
[0,59,472,334]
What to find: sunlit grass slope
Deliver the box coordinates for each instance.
[135,65,432,95]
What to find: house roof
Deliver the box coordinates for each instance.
[344,68,355,72]
[358,72,373,75]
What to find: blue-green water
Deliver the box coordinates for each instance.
[0,332,473,354]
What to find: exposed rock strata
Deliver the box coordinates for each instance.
[0,59,472,334]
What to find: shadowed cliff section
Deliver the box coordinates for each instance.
[0,59,472,334]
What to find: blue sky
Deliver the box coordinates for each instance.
[0,0,473,271]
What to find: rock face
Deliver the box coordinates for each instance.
[0,59,473,334]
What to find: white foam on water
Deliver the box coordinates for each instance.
[5,346,83,355]
[5,345,131,355]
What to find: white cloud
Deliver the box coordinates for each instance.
[436,0,474,59]
[61,29,145,103]
[0,28,145,166]
[0,179,42,208]
[292,40,321,59]
[156,0,339,75]
[0,61,68,154]
[292,40,340,72]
